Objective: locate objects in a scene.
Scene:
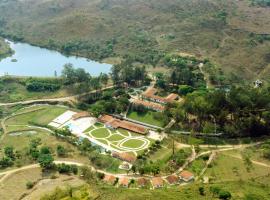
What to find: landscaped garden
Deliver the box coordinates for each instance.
[84,123,153,155]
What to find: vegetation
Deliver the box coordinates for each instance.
[166,84,270,137]
[0,0,269,82]
[250,0,270,7]
[127,110,166,127]
[0,37,13,60]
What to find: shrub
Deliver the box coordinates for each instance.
[26,181,34,189]
[219,190,232,200]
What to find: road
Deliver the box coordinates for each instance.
[0,86,114,107]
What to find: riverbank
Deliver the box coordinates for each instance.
[0,38,13,61]
[0,38,112,77]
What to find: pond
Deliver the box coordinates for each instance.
[0,40,112,77]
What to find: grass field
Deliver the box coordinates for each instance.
[0,168,87,200]
[127,111,165,127]
[205,152,270,183]
[5,105,68,128]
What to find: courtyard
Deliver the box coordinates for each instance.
[49,111,153,155]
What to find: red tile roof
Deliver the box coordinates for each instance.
[137,178,148,187]
[103,175,116,185]
[112,152,137,163]
[180,170,194,180]
[142,87,179,104]
[99,115,114,123]
[72,112,90,120]
[98,115,147,135]
[133,99,165,111]
[165,93,179,102]
[119,177,129,186]
[166,175,179,184]
[152,177,164,188]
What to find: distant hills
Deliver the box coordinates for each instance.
[0,0,269,81]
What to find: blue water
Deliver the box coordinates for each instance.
[0,40,112,77]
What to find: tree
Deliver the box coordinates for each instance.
[56,145,67,157]
[199,186,205,196]
[210,186,221,197]
[178,85,194,96]
[4,146,15,160]
[131,165,136,174]
[0,157,13,168]
[99,73,109,87]
[38,154,54,170]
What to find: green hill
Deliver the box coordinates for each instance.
[0,0,269,81]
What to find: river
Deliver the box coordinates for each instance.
[0,40,112,77]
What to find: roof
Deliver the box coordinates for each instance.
[137,178,148,186]
[180,170,194,180]
[142,87,179,104]
[112,152,137,163]
[119,177,129,186]
[99,115,147,135]
[133,99,165,111]
[119,120,147,134]
[72,112,90,120]
[152,177,164,187]
[99,115,114,123]
[165,93,179,102]
[166,175,179,184]
[143,88,158,97]
[103,175,116,184]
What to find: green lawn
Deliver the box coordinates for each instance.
[94,122,104,128]
[118,128,130,136]
[121,139,145,148]
[91,128,110,138]
[107,134,125,142]
[149,147,173,162]
[6,105,67,126]
[84,126,95,133]
[188,157,206,176]
[127,111,165,127]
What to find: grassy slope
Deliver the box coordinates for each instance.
[0,0,269,81]
[127,111,164,127]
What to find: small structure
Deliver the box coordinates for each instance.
[151,177,164,189]
[112,152,137,163]
[104,175,117,185]
[119,177,129,187]
[166,175,180,185]
[254,79,263,88]
[179,170,194,182]
[137,178,148,188]
[119,161,132,170]
[99,115,148,135]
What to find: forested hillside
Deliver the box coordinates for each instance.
[0,0,269,81]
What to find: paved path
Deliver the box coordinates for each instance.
[0,86,114,107]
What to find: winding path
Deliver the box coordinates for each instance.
[0,86,114,107]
